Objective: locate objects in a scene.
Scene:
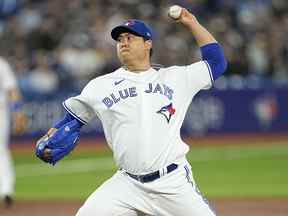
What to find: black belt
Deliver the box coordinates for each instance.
[126,163,178,183]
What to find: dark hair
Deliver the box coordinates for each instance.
[149,48,153,58]
[144,38,153,58]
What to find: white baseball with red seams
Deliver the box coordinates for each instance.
[169,5,183,19]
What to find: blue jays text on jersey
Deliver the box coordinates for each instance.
[102,82,174,108]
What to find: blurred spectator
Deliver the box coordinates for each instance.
[20,51,59,99]
[0,0,20,20]
[58,41,105,88]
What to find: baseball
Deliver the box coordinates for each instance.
[168,5,182,19]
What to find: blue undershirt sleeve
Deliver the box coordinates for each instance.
[200,43,227,80]
[53,111,84,129]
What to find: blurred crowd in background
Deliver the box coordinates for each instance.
[0,0,288,99]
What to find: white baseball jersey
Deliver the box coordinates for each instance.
[0,57,17,106]
[64,60,212,175]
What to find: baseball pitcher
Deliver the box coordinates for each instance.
[35,6,227,216]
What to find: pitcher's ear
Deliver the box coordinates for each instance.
[145,40,152,49]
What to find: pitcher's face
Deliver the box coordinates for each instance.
[117,32,151,64]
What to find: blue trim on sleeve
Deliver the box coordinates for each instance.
[200,43,227,80]
[204,60,214,84]
[63,102,88,125]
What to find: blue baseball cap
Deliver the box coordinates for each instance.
[111,19,153,41]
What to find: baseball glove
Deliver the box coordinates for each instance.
[35,119,81,165]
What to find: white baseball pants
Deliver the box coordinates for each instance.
[0,103,15,197]
[76,160,216,216]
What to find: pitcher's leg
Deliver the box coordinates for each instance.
[76,171,155,216]
[153,164,216,216]
[0,147,15,196]
[0,112,15,197]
